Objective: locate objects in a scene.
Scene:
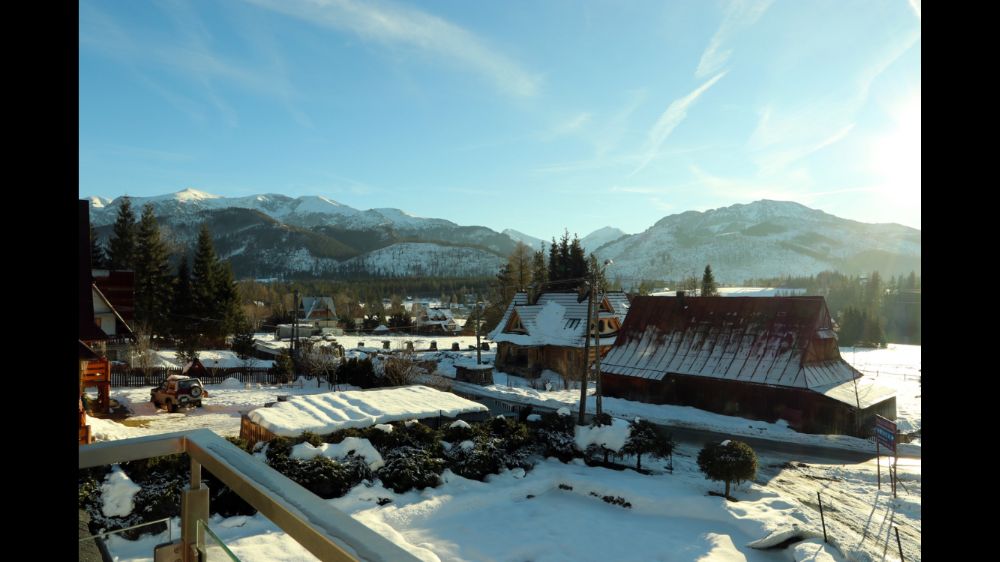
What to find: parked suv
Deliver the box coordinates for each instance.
[151,375,208,412]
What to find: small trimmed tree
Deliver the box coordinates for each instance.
[697,440,758,500]
[621,418,674,471]
[273,349,295,383]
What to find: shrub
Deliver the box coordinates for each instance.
[279,457,361,499]
[697,440,758,500]
[441,421,476,444]
[445,438,506,481]
[337,357,377,389]
[621,419,675,471]
[377,446,445,493]
[535,412,577,462]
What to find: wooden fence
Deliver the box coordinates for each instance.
[110,366,280,387]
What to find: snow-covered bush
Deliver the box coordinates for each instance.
[534,411,578,462]
[441,420,476,444]
[444,437,507,481]
[377,446,445,493]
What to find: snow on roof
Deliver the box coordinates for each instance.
[812,378,898,409]
[300,297,337,321]
[601,296,863,391]
[489,291,629,348]
[247,385,489,437]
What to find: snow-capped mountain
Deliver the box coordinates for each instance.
[580,226,628,252]
[89,190,521,278]
[502,229,546,251]
[88,192,919,283]
[592,200,920,283]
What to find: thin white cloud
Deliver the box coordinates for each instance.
[752,122,855,175]
[243,0,540,97]
[539,112,592,141]
[81,1,302,126]
[907,0,921,19]
[696,0,773,79]
[630,72,727,177]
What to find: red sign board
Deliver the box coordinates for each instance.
[874,415,897,453]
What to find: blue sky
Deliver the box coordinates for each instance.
[79,0,921,239]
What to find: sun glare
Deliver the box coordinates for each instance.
[869,95,921,211]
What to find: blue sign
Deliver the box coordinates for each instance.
[874,415,896,453]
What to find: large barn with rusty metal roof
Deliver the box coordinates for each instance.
[600,295,895,436]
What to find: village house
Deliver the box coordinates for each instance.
[489,291,630,383]
[414,307,459,335]
[599,295,896,436]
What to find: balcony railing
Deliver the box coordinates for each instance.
[79,429,419,562]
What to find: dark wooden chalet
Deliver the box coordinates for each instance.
[489,291,630,381]
[600,296,896,437]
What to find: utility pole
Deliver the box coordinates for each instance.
[593,264,604,416]
[579,281,594,426]
[475,294,482,365]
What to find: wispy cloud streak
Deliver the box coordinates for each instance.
[696,0,773,78]
[243,0,540,97]
[630,72,727,176]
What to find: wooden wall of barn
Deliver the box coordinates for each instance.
[601,373,896,437]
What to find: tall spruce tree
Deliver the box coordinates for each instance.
[133,204,174,336]
[89,223,107,269]
[568,236,588,280]
[213,260,245,338]
[108,196,137,270]
[172,255,195,339]
[191,224,218,319]
[701,265,718,297]
[531,246,548,293]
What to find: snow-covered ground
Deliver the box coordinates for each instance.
[148,349,270,370]
[88,377,338,440]
[102,454,851,562]
[88,344,920,561]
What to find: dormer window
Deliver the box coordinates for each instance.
[504,312,527,334]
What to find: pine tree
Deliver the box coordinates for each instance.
[89,223,107,269]
[548,237,560,283]
[701,265,718,297]
[133,204,174,336]
[107,196,137,270]
[622,419,674,471]
[568,236,587,280]
[172,256,195,339]
[531,246,548,291]
[213,260,244,339]
[191,224,218,324]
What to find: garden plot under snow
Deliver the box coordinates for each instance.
[247,385,488,437]
[104,454,848,562]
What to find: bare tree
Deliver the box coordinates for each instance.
[382,350,423,387]
[129,323,158,383]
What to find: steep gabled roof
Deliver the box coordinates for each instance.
[601,296,862,391]
[489,291,629,348]
[300,297,337,321]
